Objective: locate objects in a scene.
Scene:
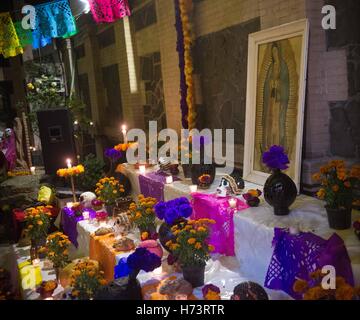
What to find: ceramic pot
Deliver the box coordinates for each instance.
[182,264,205,288]
[264,169,297,216]
[326,206,352,230]
[191,164,216,186]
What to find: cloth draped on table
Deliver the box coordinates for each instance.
[0,13,23,58]
[191,193,249,256]
[88,0,131,23]
[265,228,354,299]
[32,0,77,49]
[61,207,96,248]
[139,172,181,202]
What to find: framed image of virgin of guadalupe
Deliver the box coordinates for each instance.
[243,19,309,190]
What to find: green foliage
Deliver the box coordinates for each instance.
[77,154,105,192]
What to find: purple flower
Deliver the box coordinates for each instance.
[164,207,180,225]
[262,145,290,170]
[127,248,161,273]
[154,202,167,220]
[104,148,123,160]
[179,203,192,218]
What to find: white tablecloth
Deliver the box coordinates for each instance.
[119,163,360,289]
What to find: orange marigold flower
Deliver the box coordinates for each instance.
[293,279,308,293]
[332,185,339,192]
[187,238,196,245]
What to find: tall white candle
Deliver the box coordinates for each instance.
[30,166,36,175]
[121,124,127,143]
[166,176,173,184]
[66,158,72,168]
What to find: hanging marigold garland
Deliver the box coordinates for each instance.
[175,0,196,130]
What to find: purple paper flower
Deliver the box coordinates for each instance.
[104,148,123,160]
[262,145,290,170]
[154,197,193,225]
[127,248,161,273]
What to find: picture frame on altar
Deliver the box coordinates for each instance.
[243,19,309,191]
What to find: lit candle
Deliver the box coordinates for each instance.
[166,176,173,184]
[289,226,300,235]
[121,124,127,143]
[32,258,40,267]
[66,158,72,168]
[30,166,36,175]
[100,221,107,228]
[139,165,146,175]
[153,266,163,275]
[66,202,74,209]
[189,185,198,193]
[228,198,237,209]
[82,210,90,220]
[44,297,54,300]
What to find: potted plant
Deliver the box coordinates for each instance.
[154,197,193,252]
[24,205,52,261]
[70,260,107,300]
[95,177,126,216]
[262,145,297,216]
[165,218,215,288]
[40,232,71,282]
[128,195,157,240]
[293,269,360,300]
[313,160,355,230]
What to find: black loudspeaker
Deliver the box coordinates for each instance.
[37,109,76,175]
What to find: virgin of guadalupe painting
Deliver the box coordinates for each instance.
[243,20,309,189]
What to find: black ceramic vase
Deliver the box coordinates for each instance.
[191,164,216,186]
[263,169,297,216]
[182,264,205,288]
[159,218,187,253]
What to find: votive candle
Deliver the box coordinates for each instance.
[228,198,237,209]
[166,176,173,184]
[30,166,36,175]
[139,165,146,175]
[189,185,198,193]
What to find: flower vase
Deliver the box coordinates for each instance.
[182,264,205,288]
[263,169,297,216]
[325,206,352,230]
[30,239,39,262]
[159,218,187,253]
[105,204,115,217]
[182,164,192,179]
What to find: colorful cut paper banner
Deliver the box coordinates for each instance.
[14,22,33,48]
[32,0,78,49]
[0,13,23,58]
[88,0,131,23]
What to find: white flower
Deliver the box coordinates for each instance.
[36,88,40,93]
[50,88,56,93]
[51,82,57,87]
[35,79,42,85]
[41,75,48,79]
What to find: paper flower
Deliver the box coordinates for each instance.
[154,197,192,225]
[262,145,290,170]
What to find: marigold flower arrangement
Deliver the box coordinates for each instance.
[24,205,53,241]
[41,232,71,269]
[56,165,85,178]
[202,284,221,300]
[114,142,136,152]
[293,269,360,300]
[243,189,262,207]
[165,218,216,267]
[37,280,58,298]
[70,260,107,300]
[95,177,125,205]
[129,195,157,238]
[7,170,31,177]
[312,160,355,209]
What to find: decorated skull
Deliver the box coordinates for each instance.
[216,170,245,197]
[79,192,96,208]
